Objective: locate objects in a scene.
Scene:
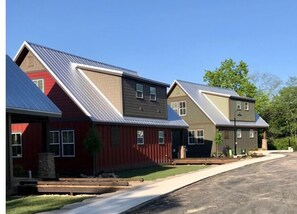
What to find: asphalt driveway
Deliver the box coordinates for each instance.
[126,152,297,214]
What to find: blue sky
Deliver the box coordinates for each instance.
[6,0,297,85]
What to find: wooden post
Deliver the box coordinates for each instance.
[262,129,268,150]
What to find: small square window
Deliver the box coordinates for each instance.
[249,129,254,138]
[150,87,156,101]
[12,133,22,158]
[179,101,187,116]
[244,102,249,111]
[32,79,44,93]
[236,101,241,110]
[237,129,242,138]
[137,130,144,145]
[50,131,60,157]
[136,84,143,99]
[158,131,164,144]
[171,102,179,114]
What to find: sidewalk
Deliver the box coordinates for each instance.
[41,152,288,214]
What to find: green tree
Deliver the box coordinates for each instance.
[83,126,102,176]
[214,130,223,158]
[203,59,257,98]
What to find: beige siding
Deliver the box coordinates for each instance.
[19,51,46,73]
[168,84,187,97]
[82,69,123,114]
[204,93,230,119]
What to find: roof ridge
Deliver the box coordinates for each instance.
[25,41,138,74]
[176,79,237,93]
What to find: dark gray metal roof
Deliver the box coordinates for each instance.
[6,55,62,117]
[169,80,268,128]
[14,42,187,128]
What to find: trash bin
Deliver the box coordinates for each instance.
[180,145,186,159]
[228,149,233,157]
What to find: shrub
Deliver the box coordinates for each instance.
[270,138,290,150]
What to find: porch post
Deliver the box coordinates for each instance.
[261,129,268,150]
[6,113,14,193]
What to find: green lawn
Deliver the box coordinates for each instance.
[117,165,208,181]
[6,195,93,214]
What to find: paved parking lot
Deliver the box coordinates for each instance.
[126,153,297,214]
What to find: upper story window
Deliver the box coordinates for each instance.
[49,131,60,157]
[170,101,187,116]
[236,101,241,110]
[158,130,164,144]
[136,83,143,99]
[179,101,187,116]
[61,130,75,157]
[12,133,22,158]
[150,87,156,101]
[171,102,179,114]
[32,79,44,93]
[244,102,249,111]
[137,130,144,145]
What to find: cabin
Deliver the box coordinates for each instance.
[167,80,269,157]
[11,41,188,176]
[6,55,61,193]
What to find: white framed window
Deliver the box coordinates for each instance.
[32,79,44,93]
[188,130,195,145]
[249,129,254,138]
[150,87,156,101]
[197,129,204,145]
[236,101,241,110]
[137,130,144,145]
[136,83,143,99]
[237,129,242,139]
[171,102,179,114]
[158,130,165,144]
[179,101,187,116]
[244,102,249,111]
[61,130,75,157]
[49,131,60,157]
[12,133,22,158]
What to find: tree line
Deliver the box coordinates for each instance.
[203,59,297,150]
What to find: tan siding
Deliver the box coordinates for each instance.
[19,51,46,73]
[168,84,186,97]
[204,93,230,119]
[81,69,123,114]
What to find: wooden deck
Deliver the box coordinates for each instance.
[172,158,238,165]
[18,177,143,195]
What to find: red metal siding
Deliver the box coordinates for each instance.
[26,71,87,119]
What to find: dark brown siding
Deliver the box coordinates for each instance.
[230,99,256,122]
[218,127,258,154]
[122,78,167,119]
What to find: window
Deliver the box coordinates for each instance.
[224,130,229,139]
[137,130,144,145]
[179,101,187,116]
[250,129,254,138]
[197,129,204,144]
[150,87,156,101]
[32,79,44,92]
[171,102,179,114]
[158,131,165,144]
[188,130,195,145]
[236,101,241,110]
[12,133,22,158]
[111,127,120,145]
[49,131,60,157]
[136,83,143,99]
[61,130,75,157]
[237,129,242,138]
[244,102,249,111]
